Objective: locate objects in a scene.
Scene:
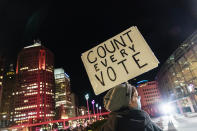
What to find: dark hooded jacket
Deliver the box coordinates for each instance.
[101,107,162,131]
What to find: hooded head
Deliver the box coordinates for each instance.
[104,83,138,112]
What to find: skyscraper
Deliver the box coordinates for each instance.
[54,68,74,119]
[0,55,5,109]
[13,42,55,124]
[0,64,16,128]
[70,92,78,117]
[156,31,197,114]
[0,55,6,128]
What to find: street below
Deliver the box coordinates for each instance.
[152,113,197,131]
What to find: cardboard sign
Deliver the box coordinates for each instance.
[81,26,159,95]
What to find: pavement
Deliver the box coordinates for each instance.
[183,112,197,118]
[152,112,197,131]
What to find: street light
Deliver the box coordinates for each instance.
[85,94,90,121]
[2,115,6,118]
[99,106,101,116]
[96,104,99,120]
[96,104,98,114]
[92,100,95,116]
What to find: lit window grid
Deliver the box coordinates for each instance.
[138,82,160,106]
[54,70,72,119]
[158,44,197,99]
[14,47,55,124]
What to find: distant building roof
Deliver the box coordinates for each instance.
[24,43,41,49]
[137,80,148,84]
[54,68,70,79]
[54,68,65,75]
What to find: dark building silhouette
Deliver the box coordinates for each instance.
[0,64,16,128]
[71,93,78,117]
[13,42,55,125]
[0,55,6,128]
[0,55,5,109]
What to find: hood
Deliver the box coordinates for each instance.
[114,107,151,127]
[102,107,162,131]
[103,83,135,112]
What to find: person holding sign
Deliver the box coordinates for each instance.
[101,83,162,131]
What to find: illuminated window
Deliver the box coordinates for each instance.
[0,76,3,79]
[20,67,29,71]
[28,68,38,72]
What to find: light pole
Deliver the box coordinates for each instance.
[96,104,98,114]
[96,104,99,120]
[85,94,90,121]
[92,100,95,116]
[99,106,101,116]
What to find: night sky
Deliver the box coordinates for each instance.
[1,0,197,107]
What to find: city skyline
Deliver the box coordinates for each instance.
[1,1,197,130]
[0,0,197,107]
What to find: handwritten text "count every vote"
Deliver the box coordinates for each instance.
[86,30,148,86]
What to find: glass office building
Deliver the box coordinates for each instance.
[54,68,74,119]
[156,31,197,113]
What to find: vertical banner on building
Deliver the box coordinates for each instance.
[39,50,46,70]
[81,26,159,95]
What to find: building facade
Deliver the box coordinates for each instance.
[70,93,78,117]
[137,81,161,116]
[156,31,197,114]
[0,64,16,128]
[0,55,5,110]
[54,68,74,119]
[77,106,87,116]
[13,42,55,124]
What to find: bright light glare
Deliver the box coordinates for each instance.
[188,84,193,92]
[160,103,174,114]
[62,116,68,119]
[82,110,84,115]
[85,94,89,100]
